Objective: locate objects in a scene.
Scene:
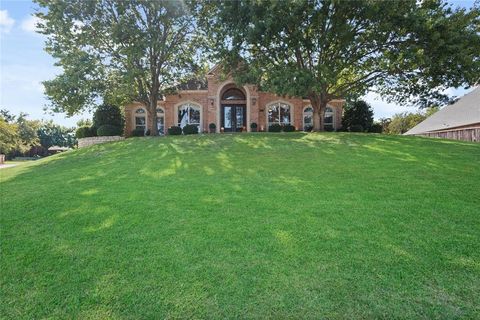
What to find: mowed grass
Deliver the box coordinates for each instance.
[1,133,479,319]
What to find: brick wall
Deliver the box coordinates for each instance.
[124,70,345,135]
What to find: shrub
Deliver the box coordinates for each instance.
[268,124,282,132]
[93,104,124,129]
[97,124,122,136]
[250,122,258,129]
[369,123,383,133]
[350,124,364,132]
[283,124,296,132]
[168,126,182,135]
[341,100,374,132]
[183,124,198,135]
[208,123,216,130]
[75,126,95,139]
[304,125,313,132]
[324,125,335,132]
[131,128,145,137]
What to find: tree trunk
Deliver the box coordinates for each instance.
[309,94,327,132]
[148,96,158,136]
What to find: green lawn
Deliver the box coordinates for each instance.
[1,133,479,319]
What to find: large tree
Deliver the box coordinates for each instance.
[199,0,480,131]
[36,0,203,135]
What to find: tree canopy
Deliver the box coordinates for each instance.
[36,0,204,135]
[199,0,480,130]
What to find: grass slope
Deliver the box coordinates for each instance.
[1,133,479,319]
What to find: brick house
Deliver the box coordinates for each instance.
[124,65,345,135]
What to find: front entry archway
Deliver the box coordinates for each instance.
[220,86,247,132]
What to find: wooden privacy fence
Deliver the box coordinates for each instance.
[418,127,480,143]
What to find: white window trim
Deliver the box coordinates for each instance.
[303,106,314,131]
[265,101,294,130]
[133,107,147,133]
[324,106,335,129]
[174,101,203,132]
[302,105,336,130]
[156,106,165,135]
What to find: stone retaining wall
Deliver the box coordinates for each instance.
[78,136,125,148]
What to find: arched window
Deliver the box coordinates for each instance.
[302,105,335,130]
[267,102,291,128]
[156,107,165,135]
[135,108,146,132]
[303,106,313,131]
[222,88,245,100]
[177,103,201,130]
[324,106,335,130]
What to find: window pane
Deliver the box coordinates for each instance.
[236,107,244,129]
[280,104,291,124]
[135,116,145,126]
[304,115,312,125]
[156,108,164,114]
[178,106,188,127]
[224,107,232,129]
[135,108,145,114]
[222,88,245,100]
[189,107,200,124]
[268,105,279,124]
[324,115,333,124]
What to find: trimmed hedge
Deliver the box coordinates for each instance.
[75,126,95,139]
[183,124,198,135]
[324,125,335,132]
[131,128,151,136]
[131,128,145,137]
[268,124,282,132]
[268,124,296,132]
[97,124,122,136]
[168,126,182,135]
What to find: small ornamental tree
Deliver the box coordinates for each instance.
[341,100,374,132]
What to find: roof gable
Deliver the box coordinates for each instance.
[405,87,480,134]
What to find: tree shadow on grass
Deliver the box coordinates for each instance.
[1,133,480,318]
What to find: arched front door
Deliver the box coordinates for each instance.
[221,88,247,132]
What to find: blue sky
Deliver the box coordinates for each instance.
[0,0,477,127]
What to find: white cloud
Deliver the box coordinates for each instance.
[364,91,412,120]
[0,10,15,34]
[21,15,42,33]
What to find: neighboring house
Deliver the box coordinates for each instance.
[124,65,345,135]
[404,87,480,142]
